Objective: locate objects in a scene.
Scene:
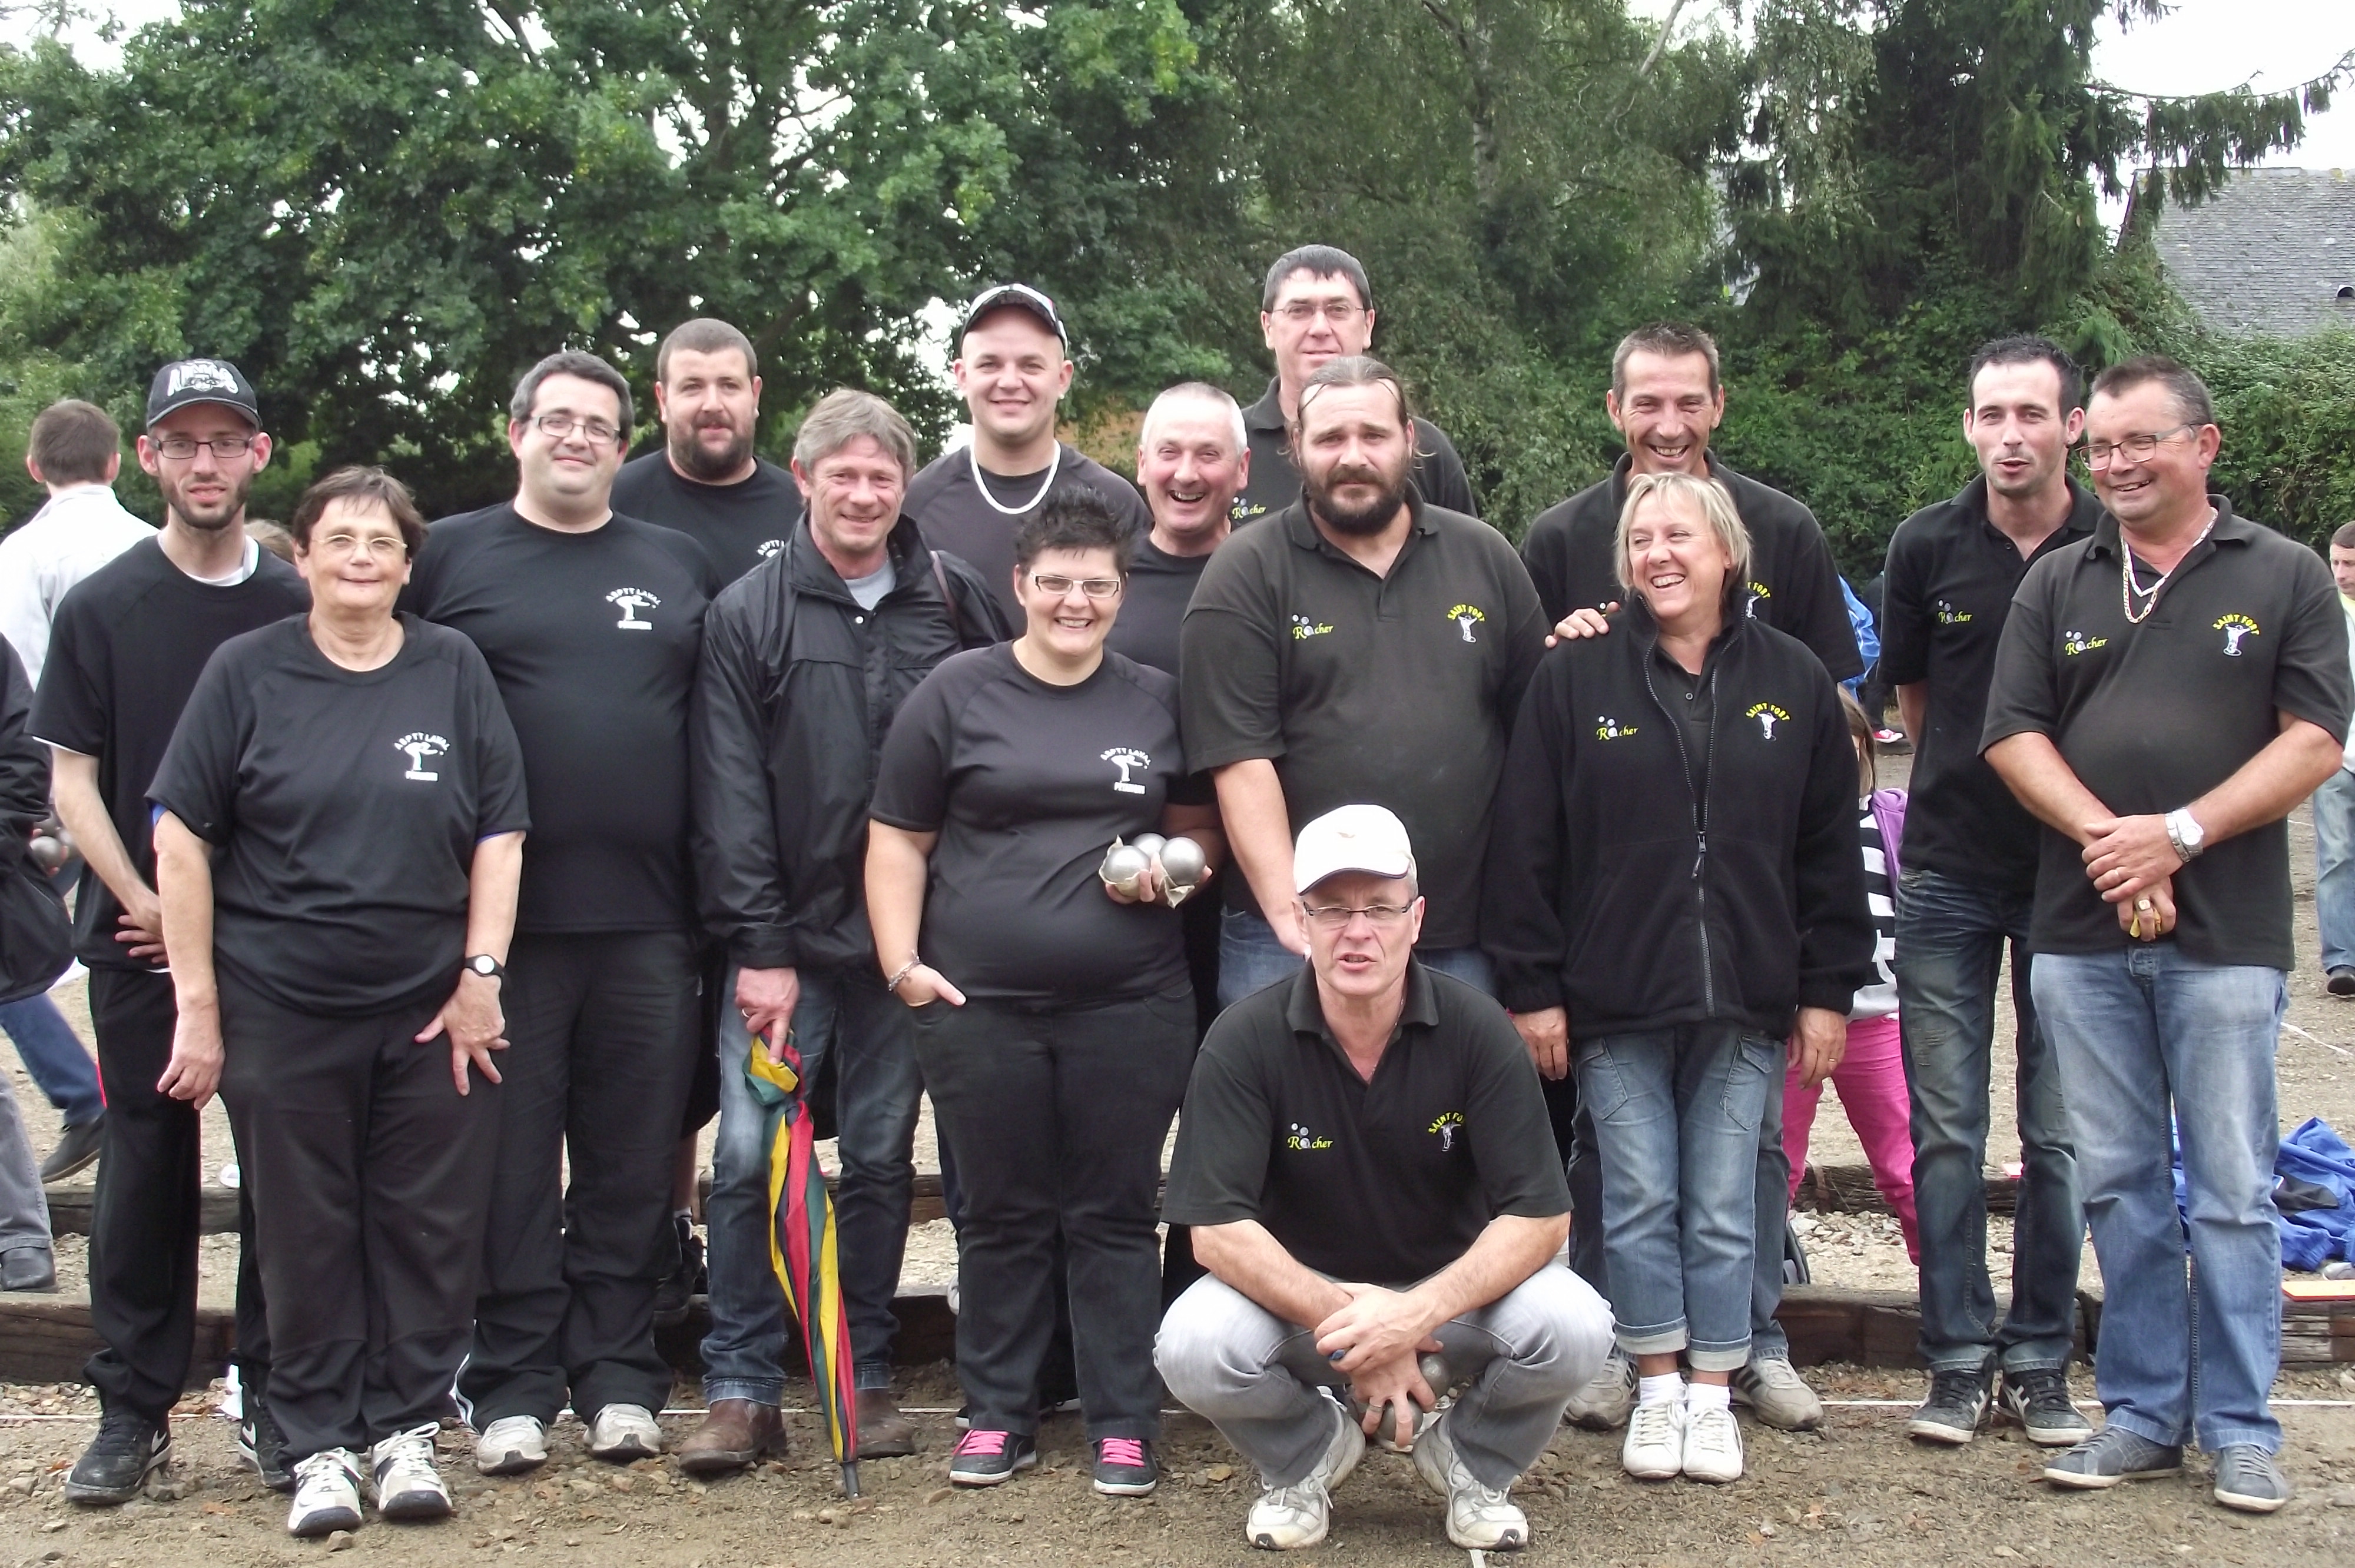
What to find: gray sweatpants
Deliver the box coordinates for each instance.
[1156,1265,1611,1490]
[0,1063,53,1263]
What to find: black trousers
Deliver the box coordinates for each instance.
[459,930,698,1426]
[916,989,1194,1441]
[1543,1071,1608,1290]
[1159,890,1223,1308]
[84,967,268,1422]
[219,972,499,1460]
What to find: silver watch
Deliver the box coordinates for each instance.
[2164,808,2205,862]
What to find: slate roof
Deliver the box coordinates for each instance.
[2145,167,2355,338]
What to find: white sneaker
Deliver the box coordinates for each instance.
[1681,1403,1744,1483]
[1243,1396,1364,1550]
[287,1449,363,1538]
[586,1403,663,1462]
[1565,1347,1637,1431]
[370,1423,452,1520]
[1621,1396,1684,1479]
[1411,1414,1530,1551]
[473,1415,547,1476]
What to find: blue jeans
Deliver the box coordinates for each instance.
[1217,907,1494,1009]
[1575,1025,1777,1371]
[701,963,924,1400]
[1894,868,2082,1373]
[0,992,102,1127]
[2313,769,2355,971]
[2031,944,2284,1454]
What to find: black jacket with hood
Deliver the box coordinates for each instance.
[692,513,1009,972]
[1481,596,1872,1039]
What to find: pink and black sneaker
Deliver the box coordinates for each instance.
[948,1427,1037,1487]
[1092,1437,1157,1496]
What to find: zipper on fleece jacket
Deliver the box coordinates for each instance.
[1639,644,1719,1016]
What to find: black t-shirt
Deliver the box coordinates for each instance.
[870,643,1207,1002]
[1879,477,2101,890]
[1982,497,2353,968]
[1179,498,1547,948]
[1232,379,1478,525]
[29,538,310,971]
[1103,536,1215,677]
[1520,452,1864,682]
[610,451,800,586]
[1162,962,1568,1285]
[404,503,718,935]
[903,444,1153,625]
[147,616,530,1016]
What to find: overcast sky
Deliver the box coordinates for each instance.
[11,1,2354,198]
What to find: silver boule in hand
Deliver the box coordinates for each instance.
[1129,832,1167,861]
[1100,840,1152,899]
[1157,835,1208,905]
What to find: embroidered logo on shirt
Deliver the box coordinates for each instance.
[606,587,662,629]
[2213,613,2260,656]
[1285,1122,1335,1151]
[1230,499,1270,525]
[1427,1111,1464,1152]
[1290,613,1335,641]
[1935,599,1973,626]
[1744,702,1792,740]
[1101,748,1149,795]
[2062,629,2108,657]
[396,732,449,782]
[1448,603,1487,643]
[1594,716,1639,740]
[1743,580,1772,619]
[757,539,788,559]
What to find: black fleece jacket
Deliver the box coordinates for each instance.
[691,513,1009,972]
[1480,599,1872,1039]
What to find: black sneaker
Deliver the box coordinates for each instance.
[947,1428,1036,1487]
[652,1213,704,1328]
[240,1392,295,1492]
[64,1409,171,1504]
[1998,1367,2094,1447]
[2329,966,2355,998]
[1092,1437,1157,1497]
[39,1114,105,1183]
[1906,1364,1992,1445]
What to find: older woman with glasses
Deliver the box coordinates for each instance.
[867,487,1223,1499]
[148,467,528,1538]
[1481,471,1871,1486]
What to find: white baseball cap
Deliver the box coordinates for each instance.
[1293,804,1417,895]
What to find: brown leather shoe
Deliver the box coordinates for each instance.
[855,1390,919,1459]
[676,1399,788,1476]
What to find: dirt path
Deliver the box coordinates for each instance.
[4,1366,2354,1567]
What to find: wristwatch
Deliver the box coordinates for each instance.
[463,954,506,983]
[2164,808,2206,863]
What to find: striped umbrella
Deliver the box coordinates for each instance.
[745,1028,860,1497]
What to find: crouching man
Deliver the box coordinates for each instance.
[1156,805,1611,1552]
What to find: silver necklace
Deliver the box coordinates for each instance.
[2120,509,2216,624]
[968,440,1060,517]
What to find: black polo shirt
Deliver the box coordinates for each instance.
[1519,451,1863,682]
[903,443,1152,624]
[1180,497,1547,948]
[1102,536,1213,677]
[1982,496,2353,968]
[1230,378,1478,527]
[610,451,799,584]
[1880,476,2101,890]
[1162,960,1568,1285]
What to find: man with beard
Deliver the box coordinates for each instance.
[35,360,308,1503]
[1229,246,1477,526]
[904,284,1151,624]
[611,318,800,1333]
[1182,356,1545,1008]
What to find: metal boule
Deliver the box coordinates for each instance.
[1099,842,1151,898]
[26,835,64,873]
[1129,832,1166,861]
[1157,835,1206,887]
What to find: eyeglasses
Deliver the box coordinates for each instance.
[528,413,623,447]
[1272,301,1368,326]
[1298,901,1415,931]
[2082,424,2195,470]
[311,532,407,562]
[152,434,256,460]
[1029,572,1123,600]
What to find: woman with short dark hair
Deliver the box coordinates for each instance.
[148,466,529,1538]
[866,487,1222,1499]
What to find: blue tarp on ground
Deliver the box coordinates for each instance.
[2170,1115,2355,1269]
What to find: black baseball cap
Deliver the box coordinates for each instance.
[958,283,1067,346]
[147,358,261,429]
